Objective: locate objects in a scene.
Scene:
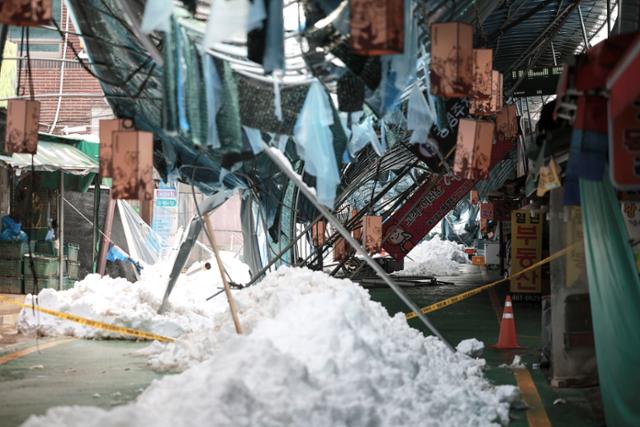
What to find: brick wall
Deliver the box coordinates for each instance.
[11,4,112,135]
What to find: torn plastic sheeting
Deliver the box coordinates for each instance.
[203,0,250,47]
[293,81,340,207]
[407,84,434,144]
[117,201,163,266]
[141,0,173,33]
[244,126,264,154]
[203,54,223,149]
[579,174,640,427]
[348,116,384,157]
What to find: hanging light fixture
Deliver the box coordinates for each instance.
[5,99,40,154]
[0,0,52,26]
[453,119,495,180]
[111,130,154,200]
[99,118,135,177]
[362,215,382,253]
[350,0,404,55]
[312,220,327,247]
[430,22,474,97]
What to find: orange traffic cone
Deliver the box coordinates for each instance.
[492,295,524,349]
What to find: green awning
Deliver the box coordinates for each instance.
[0,140,98,176]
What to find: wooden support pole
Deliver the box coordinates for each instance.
[97,197,116,276]
[203,214,243,335]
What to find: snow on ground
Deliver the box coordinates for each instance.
[17,251,249,339]
[396,238,469,277]
[23,267,518,427]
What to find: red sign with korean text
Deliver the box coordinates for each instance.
[510,209,542,293]
[382,173,475,260]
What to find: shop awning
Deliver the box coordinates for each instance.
[0,140,98,176]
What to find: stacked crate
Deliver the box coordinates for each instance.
[24,242,80,291]
[0,241,29,294]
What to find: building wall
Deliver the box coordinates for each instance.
[7,1,111,135]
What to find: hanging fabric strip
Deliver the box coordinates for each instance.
[293,81,340,207]
[273,71,283,121]
[141,0,173,33]
[263,0,285,73]
[203,0,250,48]
[579,173,640,427]
[407,84,434,144]
[243,126,264,154]
[175,27,190,133]
[203,54,222,149]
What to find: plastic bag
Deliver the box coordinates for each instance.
[293,81,340,207]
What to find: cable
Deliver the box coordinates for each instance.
[49,11,71,133]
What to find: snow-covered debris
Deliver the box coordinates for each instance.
[500,355,526,369]
[23,268,518,427]
[396,238,469,277]
[17,252,249,339]
[457,338,485,357]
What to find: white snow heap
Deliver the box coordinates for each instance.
[397,238,469,277]
[17,252,250,339]
[23,267,517,427]
[457,338,486,358]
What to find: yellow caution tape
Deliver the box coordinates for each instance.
[0,295,175,343]
[405,241,582,320]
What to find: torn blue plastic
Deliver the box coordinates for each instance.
[244,126,264,154]
[407,84,434,144]
[378,0,417,116]
[203,54,222,149]
[348,116,383,157]
[175,28,190,133]
[293,81,340,207]
[141,0,173,33]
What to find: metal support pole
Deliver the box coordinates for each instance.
[203,214,243,334]
[59,171,65,291]
[577,5,591,50]
[261,144,455,352]
[91,175,101,273]
[499,220,505,275]
[550,41,558,66]
[97,197,116,276]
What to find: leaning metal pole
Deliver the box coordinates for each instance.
[261,144,455,352]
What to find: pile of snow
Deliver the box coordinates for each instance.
[18,252,250,339]
[396,238,469,277]
[456,338,485,358]
[24,268,518,427]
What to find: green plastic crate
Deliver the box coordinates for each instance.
[0,276,23,294]
[65,261,79,280]
[33,241,80,262]
[24,277,62,291]
[0,259,22,276]
[23,256,59,277]
[0,241,34,260]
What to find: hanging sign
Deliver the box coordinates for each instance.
[508,66,564,97]
[151,182,179,252]
[382,172,475,260]
[0,0,52,26]
[334,238,348,262]
[471,49,493,100]
[312,220,327,247]
[510,209,542,294]
[470,190,479,206]
[537,158,562,197]
[609,100,640,190]
[350,0,404,55]
[430,22,473,98]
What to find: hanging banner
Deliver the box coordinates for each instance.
[510,209,542,294]
[151,182,179,252]
[382,173,475,260]
[480,202,494,233]
[566,206,587,286]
